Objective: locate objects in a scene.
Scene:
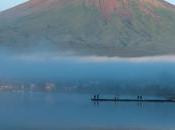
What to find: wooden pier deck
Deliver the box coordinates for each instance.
[91,98,175,103]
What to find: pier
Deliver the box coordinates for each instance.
[91,96,175,103]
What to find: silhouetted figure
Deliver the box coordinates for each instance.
[137,96,140,100]
[137,96,143,101]
[114,96,118,101]
[97,94,99,100]
[94,95,96,100]
[114,96,116,101]
[140,96,143,100]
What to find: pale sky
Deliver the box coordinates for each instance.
[0,0,175,11]
[0,0,28,11]
[166,0,175,4]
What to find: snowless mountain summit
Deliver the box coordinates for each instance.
[0,0,175,57]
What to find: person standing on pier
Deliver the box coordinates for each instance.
[93,95,96,100]
[97,94,99,100]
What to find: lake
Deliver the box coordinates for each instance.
[0,92,175,130]
[0,55,175,129]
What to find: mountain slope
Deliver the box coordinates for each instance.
[0,0,175,57]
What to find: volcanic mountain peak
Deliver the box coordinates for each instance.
[0,0,175,57]
[29,0,169,7]
[28,0,173,19]
[2,0,173,20]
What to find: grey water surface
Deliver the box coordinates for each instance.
[0,92,175,130]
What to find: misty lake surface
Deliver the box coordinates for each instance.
[0,92,175,130]
[1,56,175,129]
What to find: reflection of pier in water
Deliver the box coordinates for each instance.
[91,96,175,103]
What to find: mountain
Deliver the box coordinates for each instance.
[0,0,175,57]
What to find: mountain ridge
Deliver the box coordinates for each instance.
[0,0,175,57]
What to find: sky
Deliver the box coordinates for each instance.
[0,0,175,11]
[0,0,28,11]
[167,0,175,4]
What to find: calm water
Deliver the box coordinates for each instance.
[0,92,175,130]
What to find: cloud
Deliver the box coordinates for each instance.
[11,54,175,63]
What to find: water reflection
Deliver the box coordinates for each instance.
[0,92,174,130]
[95,101,145,108]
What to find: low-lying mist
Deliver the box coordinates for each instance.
[0,52,175,97]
